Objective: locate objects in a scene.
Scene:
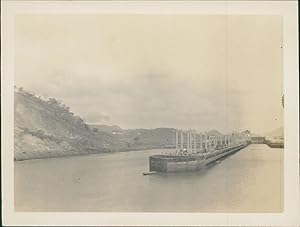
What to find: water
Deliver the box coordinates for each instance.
[15,144,283,212]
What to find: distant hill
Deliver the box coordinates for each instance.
[264,127,284,138]
[89,125,176,150]
[120,128,176,149]
[14,88,128,160]
[89,124,123,133]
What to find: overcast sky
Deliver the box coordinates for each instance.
[15,15,283,134]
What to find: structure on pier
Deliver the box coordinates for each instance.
[174,129,249,153]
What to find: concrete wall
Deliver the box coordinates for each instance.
[149,143,248,173]
[149,156,167,172]
[167,160,198,172]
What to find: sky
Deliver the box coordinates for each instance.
[15,15,283,134]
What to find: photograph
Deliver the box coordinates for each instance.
[14,14,284,213]
[1,1,299,226]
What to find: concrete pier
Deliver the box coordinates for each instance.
[149,129,251,173]
[149,143,248,172]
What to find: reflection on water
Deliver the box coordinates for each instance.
[15,144,283,212]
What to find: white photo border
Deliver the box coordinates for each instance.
[1,1,299,226]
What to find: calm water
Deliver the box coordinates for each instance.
[15,144,283,212]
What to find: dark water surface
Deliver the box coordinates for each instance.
[15,144,283,212]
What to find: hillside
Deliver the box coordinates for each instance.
[14,88,128,160]
[120,128,176,150]
[89,125,176,150]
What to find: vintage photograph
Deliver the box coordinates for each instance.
[14,14,284,213]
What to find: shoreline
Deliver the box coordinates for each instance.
[14,147,173,162]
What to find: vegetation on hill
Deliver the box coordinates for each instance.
[14,87,129,161]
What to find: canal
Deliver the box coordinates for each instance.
[14,144,283,212]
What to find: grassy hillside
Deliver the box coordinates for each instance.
[14,88,128,160]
